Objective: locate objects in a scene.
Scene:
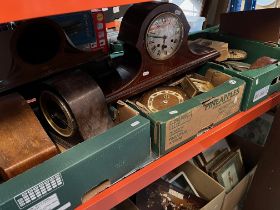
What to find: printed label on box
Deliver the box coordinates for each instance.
[27,194,60,210]
[165,109,197,151]
[14,173,64,209]
[253,85,270,102]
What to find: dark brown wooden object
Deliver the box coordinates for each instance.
[220,8,280,42]
[0,18,104,93]
[244,107,280,210]
[0,93,58,180]
[40,70,114,147]
[101,2,219,103]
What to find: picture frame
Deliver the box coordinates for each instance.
[204,148,230,173]
[167,171,200,197]
[212,149,245,192]
[193,139,231,169]
[200,139,231,164]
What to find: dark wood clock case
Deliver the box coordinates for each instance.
[0,18,104,94]
[99,2,219,103]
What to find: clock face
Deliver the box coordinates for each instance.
[146,12,184,60]
[140,87,187,113]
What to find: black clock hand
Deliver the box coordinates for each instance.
[162,35,167,49]
[147,35,165,39]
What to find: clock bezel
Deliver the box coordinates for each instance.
[145,12,184,61]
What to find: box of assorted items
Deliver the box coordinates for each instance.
[193,135,263,210]
[133,162,225,210]
[128,63,245,156]
[189,27,280,110]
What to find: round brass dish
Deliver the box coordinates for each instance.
[139,87,188,113]
[40,90,76,137]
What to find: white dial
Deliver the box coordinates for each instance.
[146,12,184,60]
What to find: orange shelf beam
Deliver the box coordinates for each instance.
[76,92,280,210]
[0,0,151,23]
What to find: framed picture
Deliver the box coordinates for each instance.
[212,149,245,193]
[200,139,231,163]
[166,171,200,197]
[193,139,231,169]
[204,148,230,173]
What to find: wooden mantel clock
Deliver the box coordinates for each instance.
[101,2,219,102]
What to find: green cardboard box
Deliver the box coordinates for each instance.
[0,103,151,210]
[189,31,280,110]
[128,65,245,156]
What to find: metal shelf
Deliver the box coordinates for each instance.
[0,0,151,23]
[76,92,280,210]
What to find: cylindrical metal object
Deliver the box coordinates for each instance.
[40,70,114,147]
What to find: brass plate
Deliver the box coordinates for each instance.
[139,87,188,113]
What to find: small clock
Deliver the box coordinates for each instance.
[139,87,188,113]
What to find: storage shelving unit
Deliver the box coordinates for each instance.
[0,0,150,23]
[77,92,280,210]
[1,1,280,210]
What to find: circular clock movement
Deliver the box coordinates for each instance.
[139,87,188,113]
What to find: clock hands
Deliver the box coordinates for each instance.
[148,34,168,55]
[147,34,167,39]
